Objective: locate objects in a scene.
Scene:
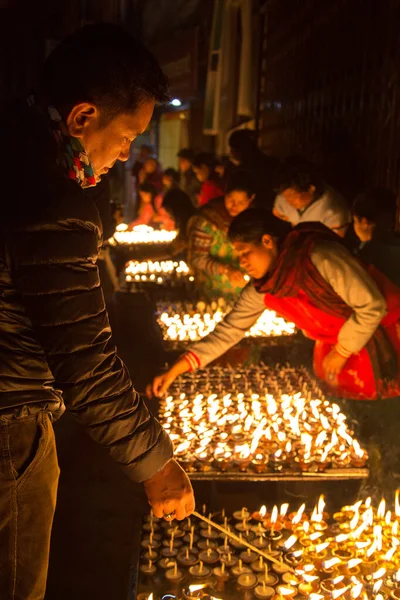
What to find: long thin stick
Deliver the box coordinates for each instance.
[192,510,294,572]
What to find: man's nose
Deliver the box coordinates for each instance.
[118,147,130,162]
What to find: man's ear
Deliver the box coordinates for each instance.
[66,103,98,138]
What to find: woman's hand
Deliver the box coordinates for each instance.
[146,369,177,398]
[322,348,348,386]
[146,357,190,398]
[226,267,247,288]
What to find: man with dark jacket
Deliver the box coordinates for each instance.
[0,24,194,600]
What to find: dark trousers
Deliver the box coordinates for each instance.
[0,411,59,600]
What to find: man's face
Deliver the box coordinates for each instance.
[281,186,314,210]
[224,190,254,217]
[178,157,191,173]
[68,99,155,177]
[233,236,278,279]
[353,215,375,242]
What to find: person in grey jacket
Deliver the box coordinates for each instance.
[148,209,400,402]
[0,24,194,600]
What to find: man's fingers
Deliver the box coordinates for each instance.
[185,498,195,517]
[151,503,164,519]
[174,503,187,521]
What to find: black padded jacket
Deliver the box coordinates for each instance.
[0,101,173,482]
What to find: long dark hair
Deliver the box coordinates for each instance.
[162,189,195,235]
[138,182,158,212]
[228,208,291,244]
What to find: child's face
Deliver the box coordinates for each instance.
[353,215,375,242]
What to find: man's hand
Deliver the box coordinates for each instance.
[322,348,348,386]
[143,459,195,521]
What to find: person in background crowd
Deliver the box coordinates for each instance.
[352,189,400,287]
[131,143,153,184]
[150,208,400,402]
[215,154,237,189]
[229,129,278,209]
[0,23,194,600]
[162,167,180,191]
[177,148,201,206]
[137,189,196,261]
[273,161,351,236]
[139,156,163,192]
[192,152,224,207]
[128,182,162,229]
[186,170,256,300]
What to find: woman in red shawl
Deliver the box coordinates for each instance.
[149,209,400,401]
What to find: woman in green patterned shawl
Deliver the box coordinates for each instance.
[187,170,256,300]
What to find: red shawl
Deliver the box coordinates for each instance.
[254,222,398,381]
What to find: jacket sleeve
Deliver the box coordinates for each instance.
[187,215,225,277]
[310,240,387,355]
[184,284,266,368]
[6,215,173,483]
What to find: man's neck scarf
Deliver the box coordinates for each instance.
[48,105,97,188]
[27,95,97,188]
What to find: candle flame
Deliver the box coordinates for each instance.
[336,533,350,543]
[280,503,289,517]
[332,587,350,599]
[350,583,363,599]
[372,567,386,580]
[259,505,267,518]
[396,489,400,517]
[292,503,306,525]
[314,542,329,553]
[377,498,386,519]
[271,505,278,524]
[372,580,383,593]
[348,558,362,569]
[283,534,298,550]
[323,557,342,569]
[332,575,345,585]
[278,587,294,596]
[317,494,326,514]
[385,546,396,561]
[189,584,207,592]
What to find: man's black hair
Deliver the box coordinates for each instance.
[226,170,257,197]
[228,208,290,244]
[352,188,396,223]
[274,161,324,197]
[40,23,170,126]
